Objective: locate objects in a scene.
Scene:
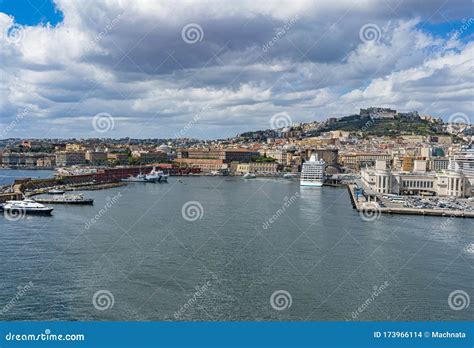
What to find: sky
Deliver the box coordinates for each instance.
[0,0,473,139]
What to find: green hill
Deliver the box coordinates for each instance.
[318,115,446,137]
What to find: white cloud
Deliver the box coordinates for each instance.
[0,0,472,138]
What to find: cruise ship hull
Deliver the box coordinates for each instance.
[300,180,323,187]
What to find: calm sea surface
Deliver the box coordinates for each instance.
[1,174,472,321]
[0,168,54,186]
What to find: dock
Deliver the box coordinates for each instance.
[347,184,474,218]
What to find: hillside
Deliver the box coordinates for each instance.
[316,115,445,137]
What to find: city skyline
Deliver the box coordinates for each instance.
[1,0,473,139]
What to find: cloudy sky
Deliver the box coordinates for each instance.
[0,0,472,139]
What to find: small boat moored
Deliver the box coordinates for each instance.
[243,173,257,179]
[48,189,65,194]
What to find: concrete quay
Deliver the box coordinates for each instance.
[347,184,474,218]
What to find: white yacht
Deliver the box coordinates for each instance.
[2,199,54,215]
[243,173,256,179]
[300,154,325,187]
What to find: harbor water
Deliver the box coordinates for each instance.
[1,176,472,321]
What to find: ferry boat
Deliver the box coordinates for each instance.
[1,199,54,215]
[300,154,325,187]
[34,193,94,205]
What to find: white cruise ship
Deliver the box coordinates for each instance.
[300,154,325,187]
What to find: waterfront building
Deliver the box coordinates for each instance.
[55,152,86,167]
[249,162,278,174]
[361,159,473,197]
[428,158,449,172]
[174,158,227,172]
[340,152,391,171]
[265,149,287,165]
[36,155,56,167]
[85,151,108,166]
[107,153,128,165]
[134,151,167,164]
[2,152,23,166]
[177,148,259,163]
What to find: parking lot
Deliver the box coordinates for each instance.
[379,195,474,212]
